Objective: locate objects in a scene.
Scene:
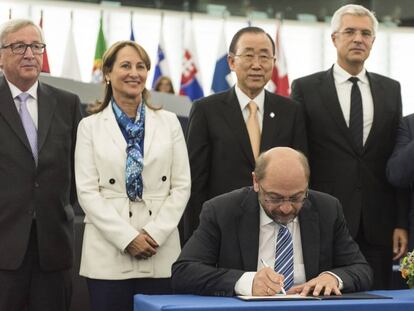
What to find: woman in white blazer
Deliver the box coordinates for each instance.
[75,41,191,311]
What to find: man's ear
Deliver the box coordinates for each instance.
[227,54,235,71]
[252,172,259,192]
[331,33,337,47]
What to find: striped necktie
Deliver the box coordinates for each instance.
[274,225,294,290]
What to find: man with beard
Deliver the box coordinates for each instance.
[172,147,372,296]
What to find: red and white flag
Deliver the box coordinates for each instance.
[39,11,50,74]
[179,21,204,101]
[267,20,289,97]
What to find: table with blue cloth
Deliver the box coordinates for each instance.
[134,290,414,311]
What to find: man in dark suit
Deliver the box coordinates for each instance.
[387,114,414,250]
[172,147,372,296]
[0,19,81,310]
[183,26,307,241]
[290,4,407,289]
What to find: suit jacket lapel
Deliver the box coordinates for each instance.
[0,77,33,153]
[319,68,360,153]
[261,90,292,152]
[363,72,384,152]
[218,88,255,166]
[102,104,127,153]
[299,198,320,280]
[37,82,57,153]
[261,91,277,151]
[237,188,260,270]
[143,106,155,156]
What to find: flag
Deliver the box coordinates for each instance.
[152,15,169,89]
[211,23,231,93]
[267,20,290,97]
[61,12,81,81]
[92,15,107,83]
[130,12,135,41]
[39,11,50,73]
[179,22,204,101]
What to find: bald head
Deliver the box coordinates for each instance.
[253,147,310,224]
[254,147,310,184]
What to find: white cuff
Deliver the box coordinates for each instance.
[234,272,256,296]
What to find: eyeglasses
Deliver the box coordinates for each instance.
[1,42,46,55]
[259,184,308,206]
[232,53,275,65]
[336,28,374,39]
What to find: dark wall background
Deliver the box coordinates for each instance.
[61,0,414,26]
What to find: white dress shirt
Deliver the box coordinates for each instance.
[235,85,265,132]
[234,204,343,295]
[234,205,306,295]
[333,63,373,145]
[8,79,39,129]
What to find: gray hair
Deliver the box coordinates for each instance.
[0,19,44,46]
[331,4,378,36]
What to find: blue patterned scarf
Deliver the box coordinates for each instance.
[112,99,145,201]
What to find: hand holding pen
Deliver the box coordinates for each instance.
[251,258,286,296]
[260,258,287,295]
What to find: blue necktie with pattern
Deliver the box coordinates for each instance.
[274,225,294,290]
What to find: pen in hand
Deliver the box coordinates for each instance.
[260,258,287,295]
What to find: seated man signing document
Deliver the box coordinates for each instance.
[172,147,372,296]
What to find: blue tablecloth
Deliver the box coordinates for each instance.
[134,290,414,311]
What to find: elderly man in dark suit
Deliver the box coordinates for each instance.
[172,147,372,296]
[290,4,408,289]
[0,19,81,310]
[387,114,414,250]
[183,26,307,242]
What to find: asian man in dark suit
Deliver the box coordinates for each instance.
[0,19,81,311]
[172,147,372,296]
[290,4,407,289]
[387,113,414,250]
[183,26,307,242]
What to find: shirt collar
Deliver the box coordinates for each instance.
[7,78,39,100]
[235,85,265,113]
[333,63,369,85]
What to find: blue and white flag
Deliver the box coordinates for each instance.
[152,16,169,88]
[130,21,135,41]
[211,23,231,93]
[129,12,135,41]
[180,21,204,101]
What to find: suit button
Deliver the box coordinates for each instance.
[109,178,115,184]
[162,176,167,182]
[34,182,39,188]
[129,211,133,217]
[149,210,152,216]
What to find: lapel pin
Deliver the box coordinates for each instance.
[270,112,275,118]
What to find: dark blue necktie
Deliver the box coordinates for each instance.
[274,225,294,290]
